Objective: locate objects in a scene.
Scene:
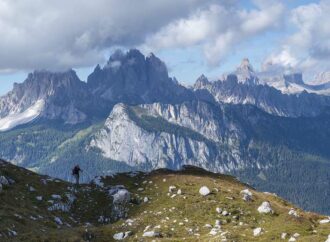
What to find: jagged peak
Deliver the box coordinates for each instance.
[194,74,210,89]
[237,58,254,72]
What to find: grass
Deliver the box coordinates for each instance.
[0,161,329,241]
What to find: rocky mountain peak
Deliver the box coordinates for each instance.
[87,49,193,104]
[234,58,259,85]
[239,58,254,72]
[194,74,210,89]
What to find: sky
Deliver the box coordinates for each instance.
[0,0,329,95]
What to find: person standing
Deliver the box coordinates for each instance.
[72,165,82,185]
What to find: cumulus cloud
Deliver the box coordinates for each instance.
[143,1,285,66]
[262,47,298,72]
[0,0,213,71]
[263,0,330,79]
[0,0,287,71]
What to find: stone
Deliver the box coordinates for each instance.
[142,231,160,237]
[253,227,263,236]
[199,186,210,196]
[257,201,273,214]
[169,186,176,193]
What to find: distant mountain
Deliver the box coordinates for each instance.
[233,58,259,85]
[193,73,330,117]
[0,70,106,131]
[1,49,330,215]
[259,70,330,95]
[87,49,194,105]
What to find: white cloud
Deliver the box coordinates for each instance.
[264,0,330,79]
[143,1,285,66]
[262,47,298,72]
[0,0,213,71]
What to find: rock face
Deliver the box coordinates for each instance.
[193,73,330,117]
[89,103,222,171]
[89,101,252,172]
[234,58,259,85]
[0,70,105,131]
[87,49,194,105]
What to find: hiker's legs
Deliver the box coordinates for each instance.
[74,174,79,185]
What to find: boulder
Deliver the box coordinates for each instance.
[169,186,176,193]
[240,189,253,201]
[288,208,299,217]
[253,227,263,236]
[199,186,210,196]
[0,176,9,186]
[111,186,131,220]
[142,231,160,237]
[113,231,132,240]
[257,201,273,214]
[54,217,63,225]
[320,217,330,224]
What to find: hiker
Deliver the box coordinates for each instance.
[72,165,82,185]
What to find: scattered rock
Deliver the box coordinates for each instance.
[293,233,300,238]
[281,232,287,239]
[143,197,149,203]
[142,231,160,237]
[288,208,299,217]
[29,186,36,192]
[54,217,63,225]
[240,189,253,201]
[0,176,9,186]
[215,220,221,228]
[51,194,62,199]
[253,227,263,236]
[199,186,210,196]
[288,237,296,242]
[320,217,330,224]
[169,186,176,193]
[111,187,131,220]
[177,189,182,195]
[222,211,229,216]
[210,228,220,235]
[36,196,43,201]
[216,207,222,214]
[257,201,273,214]
[113,231,132,240]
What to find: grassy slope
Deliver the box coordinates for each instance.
[0,161,329,242]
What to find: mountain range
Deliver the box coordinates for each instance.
[0,49,330,215]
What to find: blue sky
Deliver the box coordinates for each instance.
[0,0,327,95]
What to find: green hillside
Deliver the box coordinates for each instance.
[0,160,329,241]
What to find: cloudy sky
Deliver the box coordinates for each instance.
[0,0,328,95]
